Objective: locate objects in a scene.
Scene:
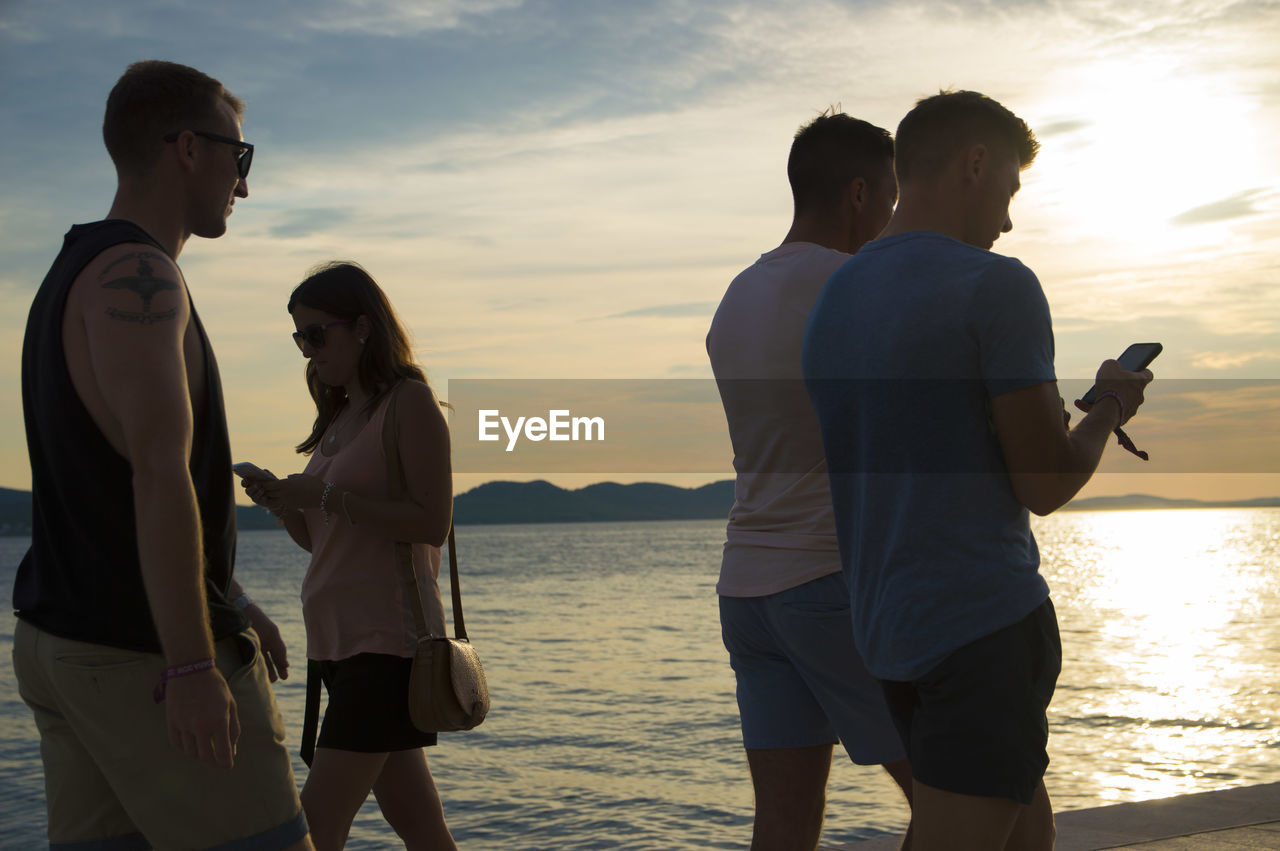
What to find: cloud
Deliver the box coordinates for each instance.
[3,0,1279,491]
[1191,350,1280,370]
[606,302,718,319]
[0,0,763,172]
[487,296,553,312]
[1171,189,1269,226]
[297,0,526,37]
[267,207,352,238]
[667,362,713,376]
[1037,119,1091,136]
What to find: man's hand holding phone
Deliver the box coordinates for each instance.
[1076,359,1154,425]
[1074,342,1159,460]
[1074,343,1159,426]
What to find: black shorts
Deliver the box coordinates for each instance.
[316,653,438,752]
[880,598,1061,804]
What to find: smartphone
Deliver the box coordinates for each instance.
[1081,342,1162,405]
[232,461,275,481]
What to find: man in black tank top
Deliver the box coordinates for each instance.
[12,61,314,850]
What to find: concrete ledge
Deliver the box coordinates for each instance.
[822,782,1280,850]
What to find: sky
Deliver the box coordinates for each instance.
[1,0,1278,502]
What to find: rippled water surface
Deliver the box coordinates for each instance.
[2,509,1278,848]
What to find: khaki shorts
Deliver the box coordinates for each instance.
[13,619,307,850]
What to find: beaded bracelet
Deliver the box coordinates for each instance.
[320,480,337,525]
[153,658,215,703]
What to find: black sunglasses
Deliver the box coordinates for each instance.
[164,130,254,179]
[293,319,353,351]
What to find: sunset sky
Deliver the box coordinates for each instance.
[1,0,1277,502]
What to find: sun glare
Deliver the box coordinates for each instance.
[1044,509,1280,803]
[1028,57,1262,258]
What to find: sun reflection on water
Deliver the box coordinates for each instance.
[1038,509,1280,807]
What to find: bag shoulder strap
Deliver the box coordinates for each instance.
[382,380,466,642]
[300,659,322,767]
[447,526,466,639]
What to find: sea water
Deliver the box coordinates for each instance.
[2,509,1278,848]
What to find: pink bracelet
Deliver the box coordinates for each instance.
[1093,389,1126,424]
[153,658,215,703]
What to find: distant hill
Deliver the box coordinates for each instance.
[451,483,1280,523]
[0,481,736,534]
[237,504,281,530]
[2,484,1278,536]
[1064,493,1280,511]
[0,487,280,536]
[452,480,736,525]
[0,488,30,537]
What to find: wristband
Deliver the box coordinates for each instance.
[1093,389,1126,425]
[1093,390,1149,461]
[1114,426,1149,461]
[232,593,252,611]
[153,658,216,703]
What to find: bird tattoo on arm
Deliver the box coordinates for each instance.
[101,253,180,324]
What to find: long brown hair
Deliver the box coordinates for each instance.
[288,261,429,455]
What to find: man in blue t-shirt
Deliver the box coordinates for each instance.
[802,91,1154,849]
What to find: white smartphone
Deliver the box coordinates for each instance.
[232,461,275,481]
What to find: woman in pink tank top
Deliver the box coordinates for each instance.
[243,261,457,850]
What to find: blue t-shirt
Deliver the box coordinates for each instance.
[801,231,1055,681]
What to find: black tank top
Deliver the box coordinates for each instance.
[15,220,245,652]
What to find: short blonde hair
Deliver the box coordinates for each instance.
[103,60,244,176]
[895,90,1038,181]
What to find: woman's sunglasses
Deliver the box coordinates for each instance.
[292,319,353,351]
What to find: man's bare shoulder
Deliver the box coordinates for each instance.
[73,242,188,328]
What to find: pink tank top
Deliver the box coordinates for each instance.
[300,390,445,661]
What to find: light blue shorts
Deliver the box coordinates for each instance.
[720,571,905,764]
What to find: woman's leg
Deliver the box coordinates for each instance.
[372,748,458,851]
[301,748,389,851]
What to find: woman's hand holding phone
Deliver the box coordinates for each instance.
[232,461,276,482]
[234,462,280,512]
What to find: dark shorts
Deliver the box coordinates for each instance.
[317,653,438,752]
[880,598,1061,805]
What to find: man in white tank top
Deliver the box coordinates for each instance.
[707,111,913,850]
